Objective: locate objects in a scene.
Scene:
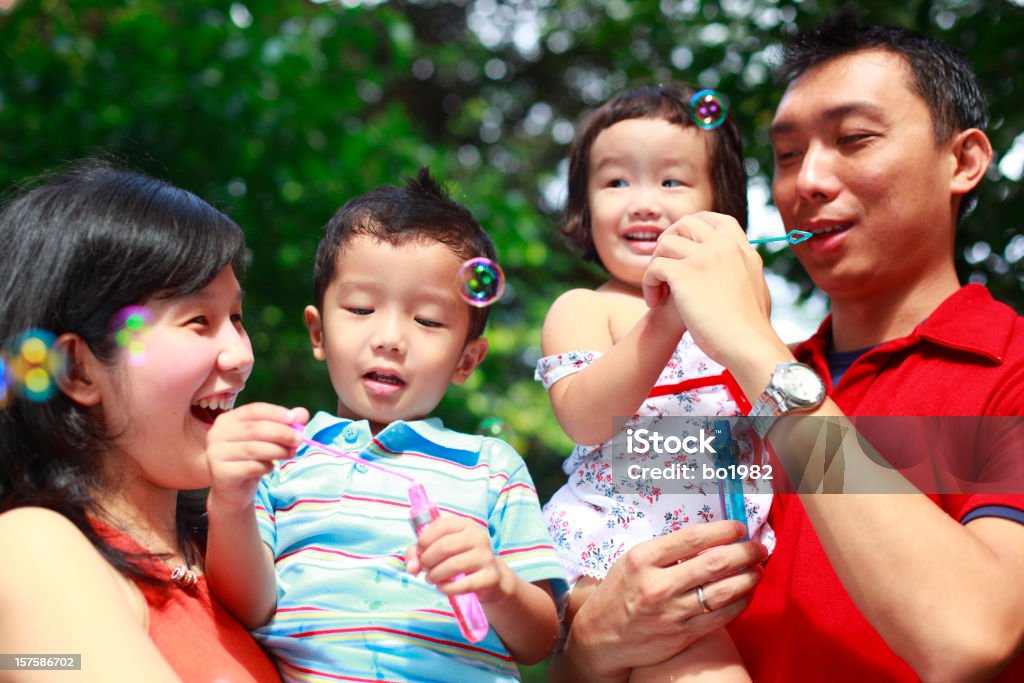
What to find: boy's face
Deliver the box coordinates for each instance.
[305,234,488,433]
[587,117,715,288]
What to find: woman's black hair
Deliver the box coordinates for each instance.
[0,159,245,582]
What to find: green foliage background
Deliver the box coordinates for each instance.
[3,1,1022,678]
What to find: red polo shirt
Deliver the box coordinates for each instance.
[728,285,1024,681]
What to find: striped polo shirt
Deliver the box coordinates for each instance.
[253,411,566,682]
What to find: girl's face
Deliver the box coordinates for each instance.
[587,117,715,288]
[95,266,254,491]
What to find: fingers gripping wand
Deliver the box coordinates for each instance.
[408,483,490,643]
[292,425,489,643]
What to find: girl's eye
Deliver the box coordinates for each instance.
[662,179,684,188]
[230,313,244,324]
[608,179,628,188]
[415,318,443,329]
[188,316,209,326]
[348,308,373,316]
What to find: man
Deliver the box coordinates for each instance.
[557,11,1024,682]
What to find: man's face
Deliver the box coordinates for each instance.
[770,49,959,301]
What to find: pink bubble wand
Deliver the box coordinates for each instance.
[290,425,490,643]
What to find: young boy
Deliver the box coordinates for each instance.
[205,168,565,682]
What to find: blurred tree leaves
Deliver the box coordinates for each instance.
[3,0,1022,560]
[4,0,1019,501]
[4,1,1022,679]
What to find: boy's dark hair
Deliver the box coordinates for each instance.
[0,158,246,583]
[562,84,748,266]
[776,7,988,222]
[313,167,497,341]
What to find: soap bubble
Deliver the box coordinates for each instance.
[110,306,153,365]
[9,329,65,402]
[476,418,520,450]
[457,258,505,308]
[689,89,728,130]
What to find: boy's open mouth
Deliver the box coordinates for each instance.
[364,371,405,386]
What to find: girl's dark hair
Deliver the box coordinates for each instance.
[562,84,748,266]
[313,166,497,342]
[0,159,246,582]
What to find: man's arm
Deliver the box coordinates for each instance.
[643,213,1024,680]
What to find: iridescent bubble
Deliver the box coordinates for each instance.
[10,329,64,402]
[457,258,505,308]
[0,354,11,409]
[111,306,153,366]
[476,417,518,447]
[689,89,728,130]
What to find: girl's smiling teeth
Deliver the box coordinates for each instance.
[624,231,659,241]
[190,394,238,424]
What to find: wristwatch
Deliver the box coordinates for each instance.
[748,361,826,440]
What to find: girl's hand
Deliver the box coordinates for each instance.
[205,403,309,512]
[642,211,776,369]
[406,516,515,604]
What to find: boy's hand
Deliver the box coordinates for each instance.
[405,516,515,604]
[206,403,309,513]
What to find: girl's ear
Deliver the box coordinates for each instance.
[54,333,103,406]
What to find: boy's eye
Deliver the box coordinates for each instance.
[347,308,373,316]
[230,313,243,324]
[415,318,443,329]
[188,315,209,326]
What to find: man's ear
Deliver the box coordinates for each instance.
[949,128,993,198]
[304,305,327,362]
[54,333,102,407]
[451,337,489,386]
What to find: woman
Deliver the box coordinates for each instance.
[0,160,285,681]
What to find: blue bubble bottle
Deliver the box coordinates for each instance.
[713,420,749,540]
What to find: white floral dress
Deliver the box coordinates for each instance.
[537,332,775,582]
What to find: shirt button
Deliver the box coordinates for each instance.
[342,427,358,443]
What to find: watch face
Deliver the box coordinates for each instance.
[778,363,825,404]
